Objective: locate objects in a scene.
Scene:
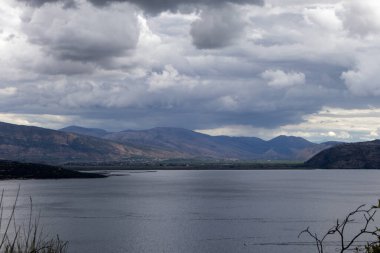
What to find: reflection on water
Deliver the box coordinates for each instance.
[1,170,380,253]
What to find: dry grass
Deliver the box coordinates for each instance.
[0,187,68,253]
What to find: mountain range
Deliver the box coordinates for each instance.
[0,121,339,164]
[0,121,150,164]
[60,125,337,162]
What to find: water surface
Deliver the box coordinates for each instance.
[1,170,380,253]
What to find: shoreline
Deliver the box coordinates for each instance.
[64,163,311,171]
[0,160,107,180]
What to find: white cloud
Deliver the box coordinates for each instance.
[321,130,350,139]
[196,107,380,142]
[0,113,74,129]
[261,69,305,88]
[327,131,336,137]
[370,128,380,138]
[147,65,199,91]
[341,51,380,96]
[303,5,342,31]
[339,1,380,37]
[0,87,17,96]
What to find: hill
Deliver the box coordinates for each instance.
[102,127,262,159]
[60,126,109,138]
[0,160,106,179]
[62,126,335,161]
[0,121,144,164]
[305,140,380,169]
[0,121,339,164]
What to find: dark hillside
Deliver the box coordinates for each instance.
[305,140,380,169]
[0,160,106,179]
[0,122,139,164]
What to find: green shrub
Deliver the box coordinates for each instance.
[366,243,380,253]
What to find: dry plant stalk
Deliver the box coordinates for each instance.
[0,187,68,253]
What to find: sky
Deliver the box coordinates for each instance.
[0,0,380,142]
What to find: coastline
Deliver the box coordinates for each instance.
[0,160,107,180]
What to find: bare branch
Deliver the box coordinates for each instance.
[300,203,380,253]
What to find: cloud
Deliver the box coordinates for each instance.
[147,65,199,91]
[0,0,355,133]
[341,51,380,96]
[20,1,139,64]
[339,1,380,37]
[333,1,380,97]
[0,65,324,131]
[0,87,17,97]
[0,113,74,129]
[17,0,264,14]
[18,0,76,8]
[261,69,305,88]
[303,6,342,31]
[93,0,265,14]
[196,107,380,142]
[190,5,246,49]
[2,0,380,142]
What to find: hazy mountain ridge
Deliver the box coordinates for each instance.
[0,121,341,164]
[61,125,337,161]
[305,140,380,169]
[0,122,143,164]
[60,126,109,138]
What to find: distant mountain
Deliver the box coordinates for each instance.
[305,140,380,169]
[102,127,265,159]
[0,122,339,164]
[0,122,144,164]
[100,127,333,161]
[60,126,109,138]
[269,135,315,150]
[320,141,345,146]
[104,127,220,155]
[266,135,316,156]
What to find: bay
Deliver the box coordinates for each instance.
[1,170,380,253]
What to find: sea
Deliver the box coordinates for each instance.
[1,170,380,253]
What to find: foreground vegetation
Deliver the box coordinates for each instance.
[300,203,380,253]
[0,188,67,253]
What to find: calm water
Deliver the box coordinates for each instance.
[1,170,380,253]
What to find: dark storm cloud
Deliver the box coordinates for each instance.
[16,0,263,70]
[70,107,310,131]
[38,37,136,63]
[6,0,380,141]
[17,0,264,14]
[190,6,245,49]
[3,62,343,131]
[19,1,139,70]
[89,0,264,14]
[19,0,76,8]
